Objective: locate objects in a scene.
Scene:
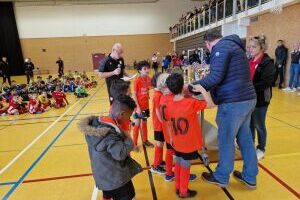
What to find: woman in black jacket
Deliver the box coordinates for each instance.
[248,35,275,160]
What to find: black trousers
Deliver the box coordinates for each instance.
[274,64,285,88]
[26,72,34,84]
[2,75,11,85]
[103,180,135,200]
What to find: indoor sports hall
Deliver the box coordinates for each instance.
[0,0,299,200]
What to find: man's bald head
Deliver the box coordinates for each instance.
[111,43,124,59]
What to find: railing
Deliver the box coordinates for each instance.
[170,0,273,40]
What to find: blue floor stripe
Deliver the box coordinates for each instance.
[0,182,16,186]
[2,85,102,200]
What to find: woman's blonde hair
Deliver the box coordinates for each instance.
[250,34,267,51]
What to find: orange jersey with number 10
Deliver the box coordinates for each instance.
[159,94,174,144]
[167,97,207,153]
[152,90,163,132]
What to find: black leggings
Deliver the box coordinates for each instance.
[2,75,11,85]
[26,72,33,84]
[103,181,135,200]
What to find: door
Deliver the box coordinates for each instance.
[92,53,106,71]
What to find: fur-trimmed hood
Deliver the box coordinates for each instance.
[77,116,122,138]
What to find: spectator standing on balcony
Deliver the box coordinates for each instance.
[239,0,245,12]
[283,43,300,92]
[249,35,275,161]
[192,30,258,189]
[274,40,288,89]
[210,0,217,22]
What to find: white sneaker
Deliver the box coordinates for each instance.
[297,87,300,90]
[297,93,300,96]
[256,149,265,161]
[285,88,296,93]
[282,87,291,91]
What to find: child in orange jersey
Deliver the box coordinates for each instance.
[132,60,154,147]
[166,73,214,198]
[150,73,166,175]
[156,73,176,182]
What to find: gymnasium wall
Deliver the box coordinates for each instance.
[175,27,222,54]
[247,3,300,83]
[20,33,172,73]
[14,0,199,73]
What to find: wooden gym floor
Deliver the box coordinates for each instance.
[0,72,299,200]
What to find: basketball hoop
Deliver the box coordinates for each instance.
[270,0,283,14]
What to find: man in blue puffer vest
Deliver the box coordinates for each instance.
[193,30,258,189]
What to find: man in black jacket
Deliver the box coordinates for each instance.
[24,58,35,84]
[0,57,11,85]
[274,40,288,88]
[98,43,129,105]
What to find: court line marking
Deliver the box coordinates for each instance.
[0,97,85,176]
[258,163,300,199]
[0,112,108,127]
[0,142,86,153]
[268,115,300,130]
[0,112,106,123]
[0,159,240,187]
[2,85,102,199]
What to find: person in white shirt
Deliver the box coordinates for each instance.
[151,53,159,74]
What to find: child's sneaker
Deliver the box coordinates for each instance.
[189,174,197,181]
[178,189,197,198]
[165,174,175,182]
[233,170,257,190]
[256,149,265,160]
[143,140,154,148]
[150,166,165,175]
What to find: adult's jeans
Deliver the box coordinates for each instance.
[214,99,258,185]
[288,63,300,88]
[250,106,268,152]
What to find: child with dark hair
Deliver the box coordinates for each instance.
[109,79,139,153]
[110,79,131,103]
[166,73,214,198]
[132,60,154,147]
[52,85,69,108]
[29,92,44,114]
[28,82,38,94]
[78,94,142,200]
[150,72,166,174]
